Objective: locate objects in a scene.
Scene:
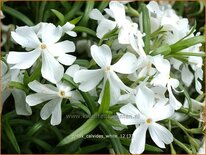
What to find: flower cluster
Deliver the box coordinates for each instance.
[2,1,205,154]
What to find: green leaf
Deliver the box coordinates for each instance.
[4,120,20,153]
[100,119,126,154]
[65,2,83,21]
[98,27,119,45]
[141,3,151,54]
[71,102,91,115]
[151,44,171,56]
[170,36,205,53]
[98,80,110,113]
[69,16,82,25]
[31,138,53,151]
[79,1,94,26]
[74,59,90,67]
[26,121,46,136]
[173,138,193,154]
[3,5,34,26]
[73,26,97,37]
[150,26,165,39]
[98,1,109,12]
[178,21,196,42]
[8,81,28,93]
[126,4,139,17]
[51,9,65,25]
[57,115,99,146]
[76,141,109,153]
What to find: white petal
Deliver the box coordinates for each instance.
[109,1,126,27]
[149,125,165,148]
[7,49,41,69]
[91,44,112,68]
[26,93,57,106]
[152,55,170,75]
[96,19,117,39]
[65,31,77,37]
[47,40,75,57]
[74,69,104,92]
[2,89,11,103]
[130,124,148,154]
[28,80,58,94]
[112,52,137,74]
[181,65,194,87]
[11,26,40,49]
[41,51,64,84]
[57,54,76,66]
[151,123,173,144]
[168,86,182,110]
[41,23,63,44]
[65,64,80,78]
[117,103,141,125]
[151,73,169,87]
[62,22,75,31]
[40,98,62,125]
[151,104,174,122]
[195,78,203,94]
[51,99,62,125]
[12,88,32,116]
[89,9,105,21]
[136,85,155,116]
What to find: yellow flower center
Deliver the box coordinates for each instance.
[104,66,111,72]
[41,44,47,50]
[146,118,152,124]
[59,90,65,97]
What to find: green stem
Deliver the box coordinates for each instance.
[100,120,125,154]
[73,26,97,37]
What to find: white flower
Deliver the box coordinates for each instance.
[128,55,156,81]
[117,85,174,154]
[1,60,32,115]
[151,55,182,110]
[61,22,77,37]
[146,1,190,44]
[7,23,76,84]
[89,9,116,39]
[26,80,81,125]
[74,44,137,105]
[90,2,145,57]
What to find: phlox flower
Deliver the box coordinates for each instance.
[26,80,81,125]
[151,55,182,110]
[1,60,32,115]
[117,85,174,154]
[7,23,76,84]
[74,44,137,105]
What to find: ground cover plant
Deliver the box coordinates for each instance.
[1,0,205,154]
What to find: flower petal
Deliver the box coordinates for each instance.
[117,103,141,125]
[26,93,57,106]
[151,104,174,122]
[57,54,76,66]
[40,98,62,125]
[149,125,165,148]
[65,64,80,78]
[74,69,104,92]
[11,26,40,49]
[12,88,32,116]
[47,40,75,57]
[136,85,155,116]
[41,51,64,84]
[41,23,63,44]
[112,52,137,74]
[91,44,112,68]
[152,55,170,75]
[130,124,148,154]
[96,19,117,39]
[28,80,58,94]
[7,49,41,69]
[168,86,182,110]
[65,31,77,37]
[151,123,173,144]
[89,9,105,21]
